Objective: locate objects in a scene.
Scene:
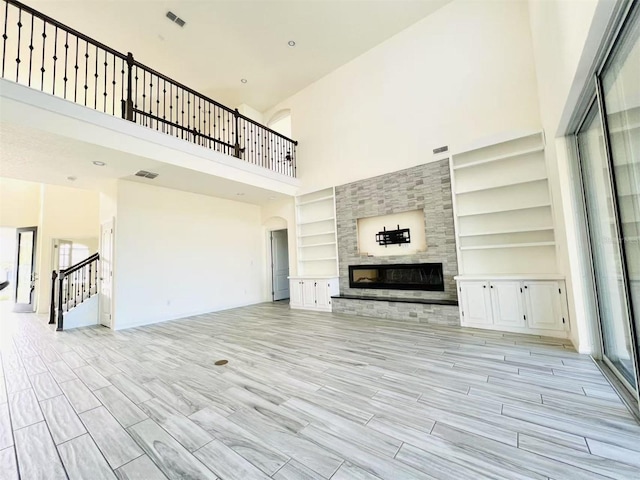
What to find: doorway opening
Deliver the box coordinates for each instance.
[270,229,290,302]
[0,227,17,307]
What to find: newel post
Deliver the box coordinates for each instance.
[234,108,241,158]
[123,52,135,122]
[49,270,57,324]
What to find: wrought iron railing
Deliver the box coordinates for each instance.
[1,0,297,177]
[49,252,99,331]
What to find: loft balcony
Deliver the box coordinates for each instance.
[0,0,297,178]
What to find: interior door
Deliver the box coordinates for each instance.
[14,227,38,312]
[99,220,114,327]
[271,229,290,301]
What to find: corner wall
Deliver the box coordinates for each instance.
[528,0,619,353]
[113,180,265,329]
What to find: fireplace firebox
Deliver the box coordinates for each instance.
[349,263,444,291]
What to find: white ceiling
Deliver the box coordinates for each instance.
[0,122,291,205]
[28,0,451,111]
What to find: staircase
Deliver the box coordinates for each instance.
[49,253,100,331]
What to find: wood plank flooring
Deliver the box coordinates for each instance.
[1,301,639,480]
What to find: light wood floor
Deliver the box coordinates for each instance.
[1,302,639,480]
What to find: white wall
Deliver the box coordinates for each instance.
[0,177,41,227]
[266,0,542,193]
[113,180,264,329]
[528,0,618,353]
[36,184,100,314]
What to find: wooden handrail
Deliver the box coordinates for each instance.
[60,252,99,277]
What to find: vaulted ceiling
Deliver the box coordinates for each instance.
[29,0,451,111]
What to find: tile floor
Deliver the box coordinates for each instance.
[1,302,639,479]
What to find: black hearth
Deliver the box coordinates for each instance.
[349,263,444,291]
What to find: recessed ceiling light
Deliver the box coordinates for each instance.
[67,176,77,181]
[240,78,248,84]
[93,161,106,166]
[288,40,296,47]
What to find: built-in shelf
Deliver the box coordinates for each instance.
[451,131,557,275]
[457,203,551,218]
[456,176,548,195]
[453,146,544,171]
[458,226,554,237]
[298,217,335,226]
[459,241,556,251]
[299,242,336,248]
[299,230,336,238]
[296,187,338,277]
[297,195,334,206]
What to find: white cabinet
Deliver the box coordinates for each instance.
[460,281,492,326]
[457,277,568,337]
[289,277,339,312]
[490,281,525,328]
[524,281,566,330]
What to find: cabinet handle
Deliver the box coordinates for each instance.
[524,285,528,289]
[483,285,486,289]
[490,285,494,289]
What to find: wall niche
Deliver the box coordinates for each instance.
[357,210,426,257]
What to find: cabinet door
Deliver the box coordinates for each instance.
[460,281,492,326]
[316,281,331,309]
[302,280,317,308]
[490,281,525,328]
[523,281,565,331]
[289,280,303,307]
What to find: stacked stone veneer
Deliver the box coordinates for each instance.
[333,160,460,325]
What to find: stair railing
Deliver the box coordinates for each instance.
[1,0,297,177]
[49,252,99,331]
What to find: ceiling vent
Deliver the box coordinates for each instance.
[135,170,159,179]
[166,11,186,27]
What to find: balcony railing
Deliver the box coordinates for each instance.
[1,0,297,177]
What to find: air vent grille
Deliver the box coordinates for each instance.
[135,170,159,179]
[166,11,186,27]
[433,145,449,154]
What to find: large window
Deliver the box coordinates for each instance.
[575,3,640,410]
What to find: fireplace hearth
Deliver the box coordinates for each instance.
[349,263,444,291]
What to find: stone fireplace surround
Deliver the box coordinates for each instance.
[332,160,460,326]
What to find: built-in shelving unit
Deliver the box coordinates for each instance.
[450,131,558,274]
[295,187,339,277]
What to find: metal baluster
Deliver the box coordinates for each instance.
[103,49,108,112]
[2,1,8,78]
[148,72,153,128]
[88,262,92,296]
[111,54,115,115]
[57,276,64,330]
[62,31,68,98]
[162,78,166,133]
[14,7,21,82]
[27,14,33,86]
[40,21,46,90]
[83,40,88,105]
[73,36,78,101]
[120,57,124,116]
[141,68,146,125]
[51,25,57,93]
[93,44,98,109]
[181,88,185,139]
[133,64,138,122]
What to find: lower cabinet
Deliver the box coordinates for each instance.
[457,278,568,336]
[289,277,339,312]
